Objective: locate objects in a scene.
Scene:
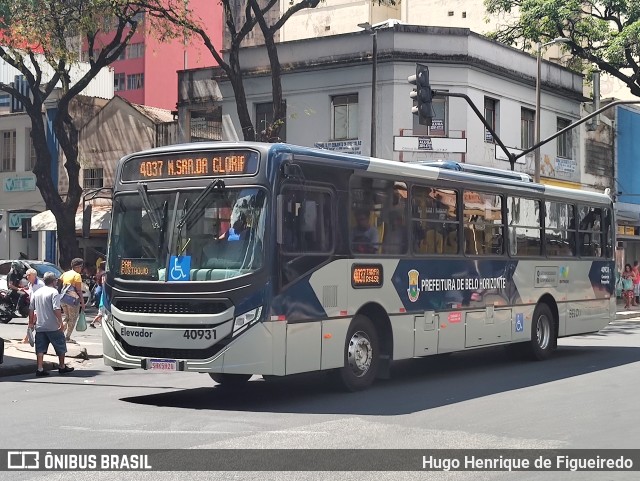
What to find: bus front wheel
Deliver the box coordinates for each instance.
[209,373,252,387]
[338,315,380,391]
[529,303,556,361]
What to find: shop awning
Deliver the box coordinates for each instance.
[29,206,111,232]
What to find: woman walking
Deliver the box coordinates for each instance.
[622,264,635,309]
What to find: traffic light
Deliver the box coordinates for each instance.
[408,63,433,126]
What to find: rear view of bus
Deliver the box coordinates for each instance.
[102,144,274,385]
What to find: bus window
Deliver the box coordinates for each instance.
[349,176,407,255]
[578,205,603,257]
[545,202,575,256]
[463,191,503,255]
[508,197,541,256]
[411,186,458,255]
[280,187,333,254]
[604,207,613,258]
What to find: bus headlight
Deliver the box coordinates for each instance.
[233,307,262,336]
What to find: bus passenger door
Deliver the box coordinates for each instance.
[414,311,438,357]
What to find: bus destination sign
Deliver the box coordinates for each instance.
[119,258,158,279]
[121,150,259,182]
[351,264,383,288]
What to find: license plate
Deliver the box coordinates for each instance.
[148,359,177,371]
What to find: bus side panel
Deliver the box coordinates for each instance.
[413,312,438,358]
[286,322,321,374]
[564,299,611,336]
[321,318,350,370]
[220,321,284,375]
[465,308,512,348]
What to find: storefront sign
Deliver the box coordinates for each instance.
[8,212,36,230]
[555,157,577,175]
[394,136,467,153]
[3,176,36,192]
[314,140,362,155]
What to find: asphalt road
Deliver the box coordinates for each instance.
[2,320,640,480]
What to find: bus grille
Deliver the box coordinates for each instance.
[115,332,230,360]
[114,300,229,315]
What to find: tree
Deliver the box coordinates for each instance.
[485,0,640,97]
[0,1,180,268]
[138,0,327,143]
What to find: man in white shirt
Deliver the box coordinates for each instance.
[22,268,44,344]
[28,272,74,376]
[26,268,44,296]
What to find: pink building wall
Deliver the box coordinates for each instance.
[88,2,222,110]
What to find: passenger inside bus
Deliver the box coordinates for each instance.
[383,211,407,254]
[352,209,380,254]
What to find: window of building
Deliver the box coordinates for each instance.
[256,102,286,142]
[484,97,498,143]
[0,93,10,112]
[578,205,603,257]
[190,108,223,142]
[0,130,16,172]
[508,196,541,256]
[27,129,37,171]
[557,117,572,158]
[545,202,575,256]
[331,94,358,140]
[114,73,125,91]
[127,73,144,90]
[411,185,458,255]
[83,167,104,189]
[463,191,503,255]
[413,96,448,137]
[521,108,535,149]
[126,43,144,59]
[350,176,407,255]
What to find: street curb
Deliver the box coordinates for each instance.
[0,339,95,378]
[0,359,59,377]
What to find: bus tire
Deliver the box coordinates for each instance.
[529,303,556,361]
[338,315,380,392]
[209,373,252,387]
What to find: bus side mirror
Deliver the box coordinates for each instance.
[82,204,92,239]
[276,194,283,245]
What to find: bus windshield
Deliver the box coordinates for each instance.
[109,187,267,282]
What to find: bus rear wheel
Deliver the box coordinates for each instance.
[529,303,556,361]
[209,373,252,387]
[338,315,379,392]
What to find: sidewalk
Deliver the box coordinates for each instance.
[1,335,99,378]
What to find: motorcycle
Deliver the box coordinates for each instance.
[0,289,30,323]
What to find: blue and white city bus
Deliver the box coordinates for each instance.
[100,142,615,390]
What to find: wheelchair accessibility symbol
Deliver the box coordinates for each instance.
[169,255,191,281]
[515,313,524,333]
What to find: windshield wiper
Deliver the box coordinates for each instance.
[137,183,161,229]
[177,178,225,230]
[157,200,169,253]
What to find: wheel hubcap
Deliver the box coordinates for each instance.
[347,330,373,377]
[536,314,551,350]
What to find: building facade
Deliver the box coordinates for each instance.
[0,54,113,261]
[85,2,223,111]
[178,25,607,191]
